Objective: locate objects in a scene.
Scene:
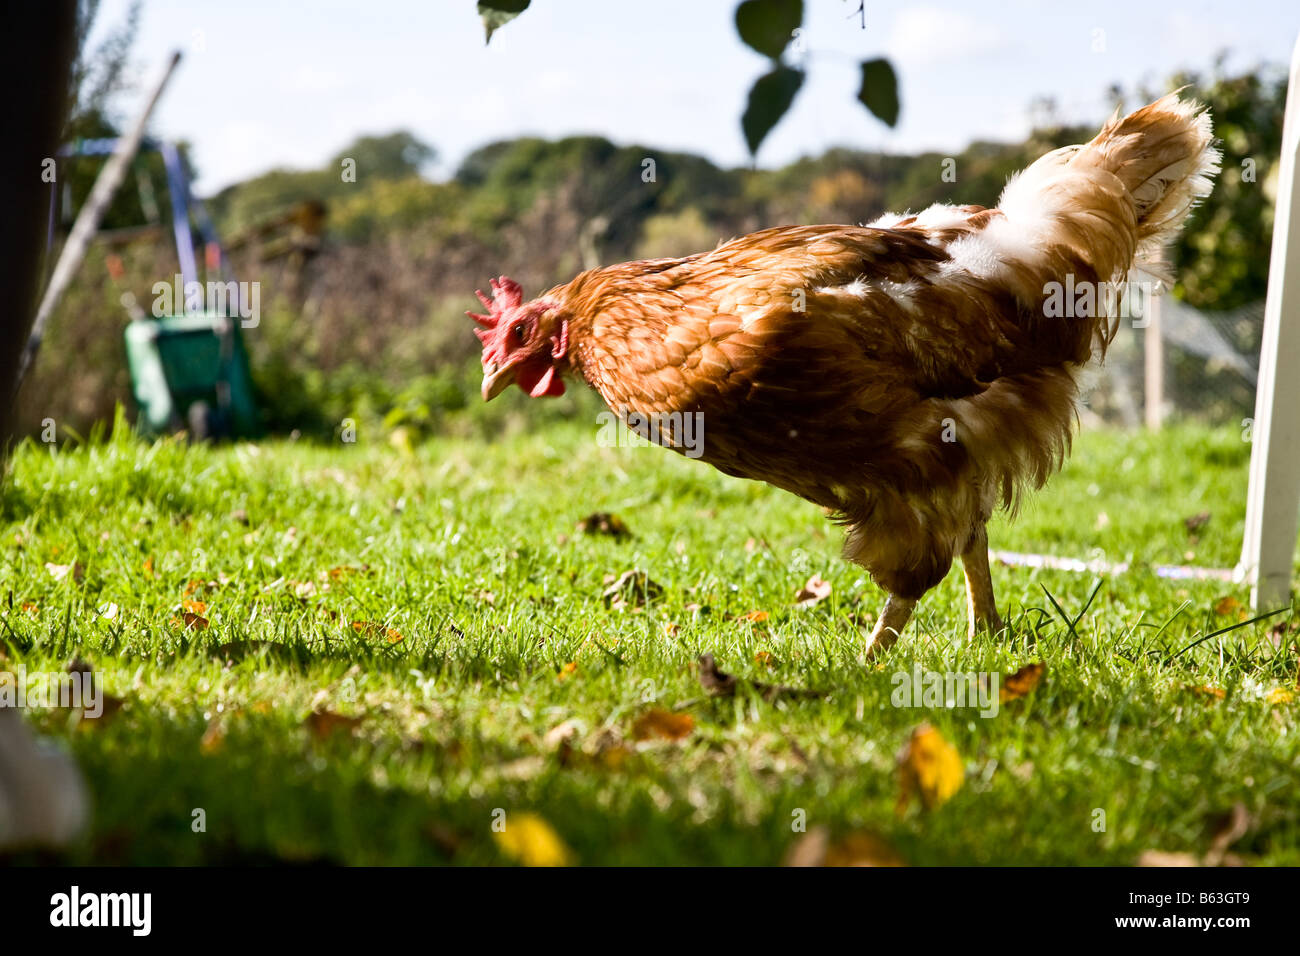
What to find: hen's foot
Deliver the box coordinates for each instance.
[863,595,915,660]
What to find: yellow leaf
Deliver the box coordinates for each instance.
[1000,662,1045,702]
[1266,687,1294,705]
[556,661,578,682]
[896,723,964,814]
[493,812,573,867]
[631,707,694,741]
[1206,595,1248,624]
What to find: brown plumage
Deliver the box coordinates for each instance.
[472,94,1220,654]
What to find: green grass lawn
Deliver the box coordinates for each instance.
[1,417,1297,865]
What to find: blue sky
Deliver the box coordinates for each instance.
[93,0,1299,194]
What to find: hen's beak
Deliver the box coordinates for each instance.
[481,358,516,401]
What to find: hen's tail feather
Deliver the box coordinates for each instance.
[995,92,1220,294]
[1082,92,1221,270]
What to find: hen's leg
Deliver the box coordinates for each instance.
[864,594,916,660]
[960,525,1003,637]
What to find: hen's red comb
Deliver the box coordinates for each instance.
[468,276,524,343]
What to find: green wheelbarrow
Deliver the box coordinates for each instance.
[124,311,260,440]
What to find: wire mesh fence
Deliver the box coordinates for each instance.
[1083,297,1264,427]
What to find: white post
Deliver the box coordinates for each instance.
[1238,32,1300,609]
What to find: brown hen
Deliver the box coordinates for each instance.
[472,94,1219,655]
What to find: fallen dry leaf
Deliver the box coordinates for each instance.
[1205,802,1251,866]
[631,707,694,742]
[1137,849,1201,867]
[824,831,905,867]
[304,709,363,740]
[1265,687,1295,705]
[45,562,84,584]
[1213,595,1243,617]
[326,564,370,580]
[1138,803,1252,868]
[576,512,631,538]
[1183,511,1211,534]
[602,569,663,609]
[784,827,904,867]
[783,827,831,867]
[1266,618,1299,649]
[200,715,226,755]
[543,719,584,750]
[496,755,548,781]
[697,653,738,697]
[1184,685,1226,701]
[350,620,403,643]
[556,661,578,682]
[1000,662,1045,702]
[696,653,821,702]
[80,693,124,726]
[172,611,209,631]
[493,812,573,867]
[560,727,634,772]
[896,723,964,814]
[794,575,832,607]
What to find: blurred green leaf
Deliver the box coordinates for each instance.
[734,0,803,60]
[742,67,804,156]
[857,58,900,127]
[479,0,530,44]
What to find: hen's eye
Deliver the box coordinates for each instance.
[511,325,526,340]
